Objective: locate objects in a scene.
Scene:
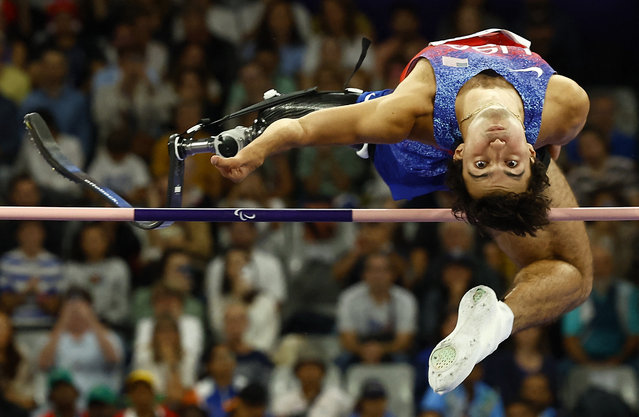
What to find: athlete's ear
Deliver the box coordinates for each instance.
[453,143,464,160]
[527,143,536,163]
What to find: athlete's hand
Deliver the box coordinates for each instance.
[211,147,264,182]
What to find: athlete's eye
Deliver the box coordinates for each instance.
[474,161,487,169]
[506,160,518,168]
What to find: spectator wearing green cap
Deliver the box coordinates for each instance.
[84,385,119,417]
[38,368,81,417]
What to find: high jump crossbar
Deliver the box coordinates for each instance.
[0,206,638,223]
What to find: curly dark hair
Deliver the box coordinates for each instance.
[445,157,551,237]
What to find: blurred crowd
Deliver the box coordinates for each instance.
[0,0,638,417]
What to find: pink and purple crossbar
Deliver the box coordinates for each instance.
[1,206,639,223]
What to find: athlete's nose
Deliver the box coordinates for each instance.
[489,138,506,147]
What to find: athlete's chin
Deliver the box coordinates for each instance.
[485,125,506,132]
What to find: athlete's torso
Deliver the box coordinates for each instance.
[404,28,555,149]
[372,29,556,200]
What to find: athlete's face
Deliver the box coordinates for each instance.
[455,105,535,198]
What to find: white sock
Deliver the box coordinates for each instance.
[490,301,515,355]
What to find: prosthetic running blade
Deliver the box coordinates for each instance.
[23,112,179,229]
[23,90,361,230]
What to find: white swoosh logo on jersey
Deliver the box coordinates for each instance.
[509,66,543,77]
[364,92,376,101]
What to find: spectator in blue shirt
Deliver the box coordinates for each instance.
[20,48,92,156]
[0,220,63,329]
[562,241,639,366]
[194,344,238,417]
[420,363,505,417]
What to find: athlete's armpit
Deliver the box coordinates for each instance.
[388,59,437,144]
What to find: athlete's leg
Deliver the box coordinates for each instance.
[428,259,591,394]
[504,259,591,332]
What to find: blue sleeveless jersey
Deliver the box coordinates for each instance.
[358,29,556,200]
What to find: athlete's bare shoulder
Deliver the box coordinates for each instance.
[389,59,437,144]
[396,58,437,95]
[538,75,589,147]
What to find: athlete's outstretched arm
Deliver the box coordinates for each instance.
[211,60,436,182]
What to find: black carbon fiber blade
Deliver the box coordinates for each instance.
[23,112,169,229]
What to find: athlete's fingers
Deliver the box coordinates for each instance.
[211,154,240,168]
[210,157,249,182]
[227,167,250,183]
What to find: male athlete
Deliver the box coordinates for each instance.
[210,29,593,394]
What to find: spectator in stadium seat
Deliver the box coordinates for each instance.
[92,45,173,145]
[0,34,30,104]
[301,0,376,88]
[272,350,352,417]
[0,175,68,256]
[517,373,558,417]
[87,126,151,206]
[504,401,536,417]
[84,385,119,417]
[350,379,395,417]
[34,1,92,88]
[374,3,427,83]
[20,48,92,156]
[38,369,80,417]
[332,223,404,289]
[226,383,269,417]
[336,252,417,371]
[208,248,279,353]
[242,0,307,78]
[562,240,639,367]
[115,370,178,417]
[564,91,637,162]
[132,314,197,407]
[484,325,558,406]
[0,220,63,329]
[221,302,273,387]
[133,248,206,326]
[133,282,204,371]
[206,222,287,308]
[418,255,479,347]
[566,126,639,206]
[171,4,237,105]
[38,288,124,401]
[194,344,240,417]
[419,363,505,417]
[64,222,130,327]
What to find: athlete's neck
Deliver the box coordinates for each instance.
[456,83,524,138]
